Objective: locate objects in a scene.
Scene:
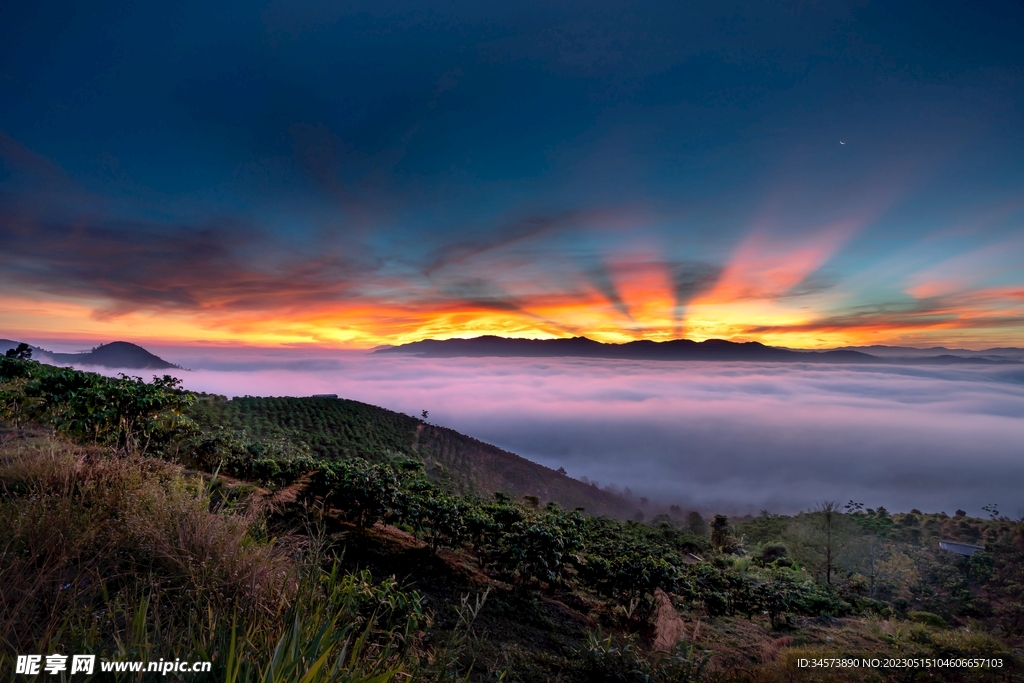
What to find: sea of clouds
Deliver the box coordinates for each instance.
[79,346,1024,516]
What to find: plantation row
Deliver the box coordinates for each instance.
[191,395,421,462]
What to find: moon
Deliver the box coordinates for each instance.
[840,140,846,145]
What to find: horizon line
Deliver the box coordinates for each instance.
[5,332,1022,354]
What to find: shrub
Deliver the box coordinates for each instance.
[403,491,470,550]
[311,458,402,527]
[181,427,318,485]
[2,362,195,454]
[581,551,679,601]
[755,543,791,567]
[909,610,948,628]
[493,507,584,585]
[577,629,711,683]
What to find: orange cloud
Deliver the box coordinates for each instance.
[4,211,1023,350]
[681,222,857,343]
[699,221,856,304]
[738,284,1024,348]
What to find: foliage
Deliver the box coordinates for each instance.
[190,395,420,462]
[403,490,471,551]
[311,458,403,527]
[578,629,711,683]
[491,505,585,585]
[0,357,194,453]
[581,551,678,602]
[753,543,790,567]
[909,610,948,628]
[4,343,32,360]
[181,426,319,485]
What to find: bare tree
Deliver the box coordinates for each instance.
[862,535,881,598]
[818,501,842,585]
[789,500,851,585]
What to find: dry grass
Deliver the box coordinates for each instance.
[0,433,457,683]
[124,474,296,616]
[758,636,793,664]
[0,434,296,654]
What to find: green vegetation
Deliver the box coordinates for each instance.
[191,396,420,463]
[189,394,635,516]
[2,355,1022,681]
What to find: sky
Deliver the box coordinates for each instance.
[2,0,1024,349]
[56,349,1024,515]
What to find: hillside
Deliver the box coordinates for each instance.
[1,339,180,369]
[376,335,1020,365]
[189,395,636,518]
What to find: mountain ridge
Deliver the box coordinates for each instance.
[375,335,1022,364]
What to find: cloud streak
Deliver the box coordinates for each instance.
[0,216,375,315]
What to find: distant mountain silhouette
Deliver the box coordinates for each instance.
[376,336,1021,365]
[1,340,180,370]
[834,344,1024,360]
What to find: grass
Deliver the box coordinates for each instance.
[0,436,292,655]
[0,433,489,682]
[3,433,1023,682]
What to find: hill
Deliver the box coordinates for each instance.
[0,339,180,369]
[1,340,632,515]
[376,335,1020,365]
[190,395,637,518]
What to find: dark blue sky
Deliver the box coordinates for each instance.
[2,0,1023,347]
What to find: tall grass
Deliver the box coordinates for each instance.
[0,434,481,682]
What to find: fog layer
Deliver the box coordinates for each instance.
[83,347,1024,515]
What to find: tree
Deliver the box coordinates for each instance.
[789,501,852,585]
[686,511,709,536]
[859,535,883,599]
[5,343,32,360]
[817,501,843,585]
[982,504,1003,521]
[710,514,732,551]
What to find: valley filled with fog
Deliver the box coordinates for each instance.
[75,346,1024,516]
